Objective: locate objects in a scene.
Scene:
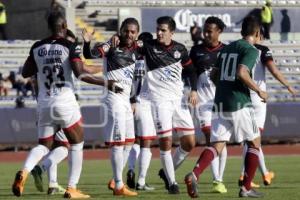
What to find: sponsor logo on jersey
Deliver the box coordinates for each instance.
[174,50,181,59]
[124,69,133,79]
[154,48,162,54]
[38,48,62,57]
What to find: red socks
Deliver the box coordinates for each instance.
[243,147,260,190]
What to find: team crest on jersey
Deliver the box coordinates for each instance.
[102,43,110,53]
[174,50,181,59]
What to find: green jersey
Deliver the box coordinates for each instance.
[214,39,259,112]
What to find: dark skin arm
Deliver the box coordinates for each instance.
[22,58,37,78]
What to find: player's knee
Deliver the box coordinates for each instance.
[38,139,53,149]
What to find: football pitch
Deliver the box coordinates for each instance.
[1,156,300,199]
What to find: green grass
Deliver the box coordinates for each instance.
[1,156,300,199]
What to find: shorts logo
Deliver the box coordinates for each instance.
[124,69,133,78]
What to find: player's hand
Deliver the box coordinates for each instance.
[131,103,136,114]
[258,90,268,103]
[107,80,123,93]
[111,34,120,48]
[287,85,297,97]
[82,28,95,43]
[189,90,198,107]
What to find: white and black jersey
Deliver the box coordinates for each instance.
[25,36,82,105]
[139,39,196,101]
[93,43,139,101]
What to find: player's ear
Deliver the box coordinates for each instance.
[62,22,68,29]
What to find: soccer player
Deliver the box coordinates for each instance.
[126,32,156,191]
[239,28,297,187]
[12,12,121,198]
[83,18,140,196]
[184,16,267,198]
[189,16,227,193]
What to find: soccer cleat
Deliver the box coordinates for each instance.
[238,175,260,188]
[158,168,169,190]
[239,186,264,198]
[184,172,198,198]
[212,180,227,193]
[48,184,66,195]
[263,171,275,186]
[126,169,136,189]
[136,183,155,191]
[107,179,115,190]
[64,187,90,199]
[31,165,44,192]
[168,183,180,194]
[113,185,138,196]
[12,170,29,197]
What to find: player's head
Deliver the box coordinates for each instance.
[203,16,226,47]
[47,11,67,36]
[66,29,78,43]
[241,15,261,42]
[119,17,140,47]
[138,32,153,43]
[156,16,176,45]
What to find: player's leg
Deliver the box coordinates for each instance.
[153,100,178,194]
[12,107,54,197]
[135,100,156,190]
[127,140,140,177]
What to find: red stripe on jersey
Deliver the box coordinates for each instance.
[137,136,157,141]
[205,42,224,52]
[39,135,54,142]
[182,59,192,67]
[63,117,83,132]
[157,129,173,135]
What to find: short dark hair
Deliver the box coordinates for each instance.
[120,18,140,33]
[241,15,260,37]
[157,16,176,31]
[205,16,226,32]
[138,32,153,42]
[47,11,66,32]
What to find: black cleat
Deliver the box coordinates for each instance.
[158,168,169,190]
[239,187,264,198]
[184,172,198,198]
[168,183,180,194]
[126,169,136,189]
[31,165,44,192]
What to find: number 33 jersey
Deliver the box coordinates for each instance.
[26,37,81,105]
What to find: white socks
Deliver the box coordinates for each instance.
[160,150,175,185]
[211,145,227,182]
[173,146,189,170]
[68,142,84,188]
[111,146,124,189]
[23,144,49,172]
[42,146,68,187]
[123,145,133,169]
[128,144,140,171]
[137,148,152,186]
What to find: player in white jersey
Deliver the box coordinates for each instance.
[12,12,121,199]
[126,32,156,191]
[239,29,297,187]
[83,18,141,196]
[189,16,228,193]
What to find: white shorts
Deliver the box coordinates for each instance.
[103,95,135,145]
[196,78,216,129]
[54,130,69,146]
[251,92,267,130]
[135,98,156,140]
[152,98,195,138]
[211,107,260,143]
[37,101,81,141]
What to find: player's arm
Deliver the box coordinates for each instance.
[265,60,297,96]
[237,48,268,102]
[83,64,103,74]
[22,47,38,78]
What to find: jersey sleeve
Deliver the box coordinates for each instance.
[69,43,82,63]
[181,47,193,68]
[25,45,38,68]
[239,47,259,71]
[94,43,110,58]
[261,46,273,65]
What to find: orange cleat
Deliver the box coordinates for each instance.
[64,187,90,199]
[12,170,29,197]
[238,175,260,188]
[108,179,115,190]
[113,185,138,196]
[263,171,275,186]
